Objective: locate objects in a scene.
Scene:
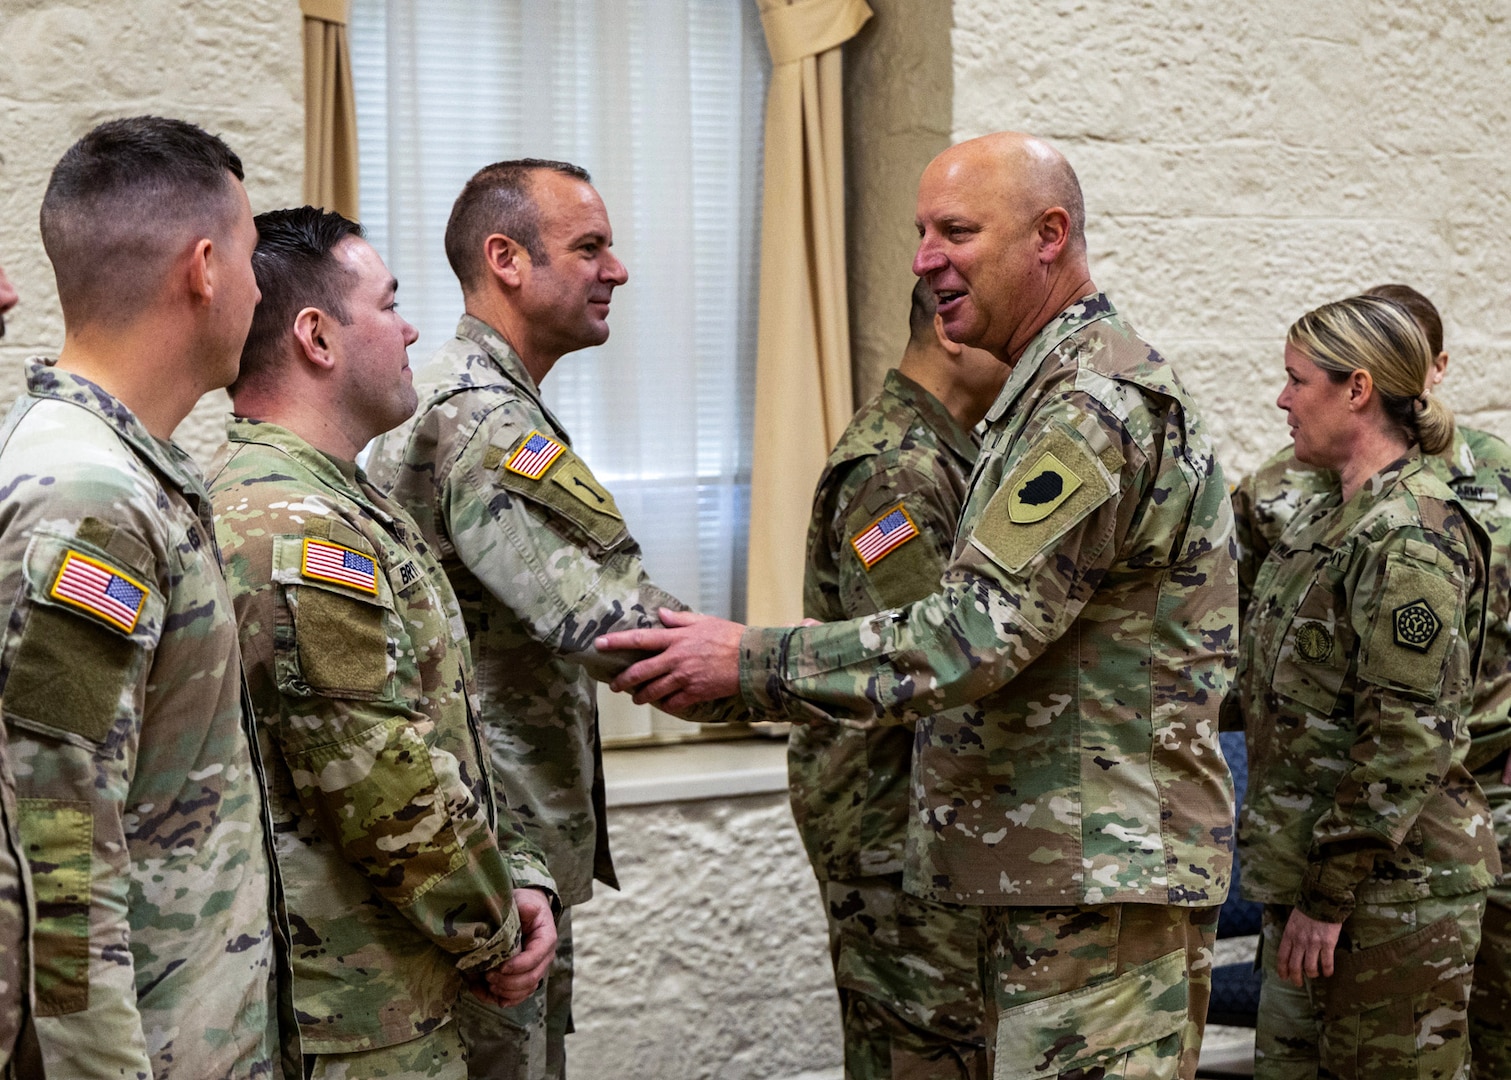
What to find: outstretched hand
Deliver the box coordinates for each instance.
[596,608,744,713]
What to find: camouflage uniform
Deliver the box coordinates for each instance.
[1234,432,1511,1076]
[0,733,37,1077]
[368,316,740,1079]
[794,369,988,1080]
[208,418,556,1073]
[739,294,1236,1078]
[0,358,297,1079]
[1236,450,1498,1079]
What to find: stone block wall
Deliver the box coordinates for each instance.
[951,0,1511,476]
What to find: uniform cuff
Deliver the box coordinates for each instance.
[455,899,523,975]
[1297,858,1364,923]
[739,625,794,715]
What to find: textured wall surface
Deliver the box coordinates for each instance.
[572,792,843,1080]
[0,0,304,463]
[951,0,1511,476]
[844,0,954,406]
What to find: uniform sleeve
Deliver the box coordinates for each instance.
[443,407,747,724]
[1231,473,1266,626]
[1296,529,1477,922]
[0,510,164,1076]
[228,539,524,976]
[742,393,1148,726]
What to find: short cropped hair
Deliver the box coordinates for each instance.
[233,207,364,395]
[1364,283,1444,357]
[907,277,939,347]
[444,158,591,292]
[40,116,244,329]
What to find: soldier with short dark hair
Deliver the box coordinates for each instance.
[0,115,297,1079]
[210,206,559,1080]
[792,277,1004,1079]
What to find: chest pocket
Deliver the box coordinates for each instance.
[271,532,395,701]
[486,430,628,552]
[3,525,164,750]
[1270,560,1350,717]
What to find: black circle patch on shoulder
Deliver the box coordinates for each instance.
[1393,599,1441,653]
[1294,620,1334,663]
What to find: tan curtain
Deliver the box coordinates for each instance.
[746,0,872,625]
[301,0,359,220]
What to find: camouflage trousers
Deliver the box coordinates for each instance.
[1256,893,1485,1080]
[1469,767,1511,1079]
[304,1023,467,1079]
[455,908,572,1080]
[821,874,989,1080]
[980,903,1217,1080]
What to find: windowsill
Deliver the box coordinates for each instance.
[602,738,790,807]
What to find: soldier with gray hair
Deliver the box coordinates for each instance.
[600,131,1238,1078]
[0,115,297,1079]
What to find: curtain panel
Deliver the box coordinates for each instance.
[746,0,872,625]
[301,0,360,220]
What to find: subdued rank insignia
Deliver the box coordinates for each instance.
[1393,598,1441,652]
[50,550,149,633]
[851,505,919,569]
[1006,451,1083,524]
[1294,620,1334,663]
[506,431,566,480]
[302,538,379,595]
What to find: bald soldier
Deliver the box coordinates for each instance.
[795,279,1005,1079]
[600,133,1237,1078]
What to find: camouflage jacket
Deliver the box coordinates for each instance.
[741,294,1238,908]
[0,359,296,1079]
[369,316,741,905]
[210,418,555,1053]
[792,369,977,881]
[1235,431,1511,774]
[1236,451,1498,921]
[0,733,34,1075]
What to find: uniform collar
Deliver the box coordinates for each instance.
[223,416,398,526]
[1336,448,1425,534]
[24,355,207,494]
[985,292,1118,424]
[882,368,978,463]
[1438,426,1477,485]
[453,314,572,442]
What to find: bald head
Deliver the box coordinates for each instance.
[912,132,1094,362]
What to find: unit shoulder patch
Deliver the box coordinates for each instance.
[505,430,566,480]
[301,538,379,595]
[851,504,919,569]
[50,550,149,633]
[1006,450,1084,524]
[551,457,622,520]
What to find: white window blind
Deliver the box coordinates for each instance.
[351,0,769,744]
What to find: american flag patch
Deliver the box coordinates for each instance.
[50,551,149,633]
[301,539,379,595]
[505,431,566,480]
[851,505,920,569]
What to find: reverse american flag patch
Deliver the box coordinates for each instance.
[505,431,566,480]
[851,505,920,569]
[50,550,149,633]
[301,538,379,595]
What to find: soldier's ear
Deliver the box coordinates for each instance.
[932,314,964,356]
[292,307,337,371]
[483,234,530,290]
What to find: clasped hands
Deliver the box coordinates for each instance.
[472,887,558,1008]
[595,608,751,713]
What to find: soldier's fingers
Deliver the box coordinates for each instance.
[610,654,677,694]
[597,627,676,653]
[658,607,706,627]
[629,672,685,706]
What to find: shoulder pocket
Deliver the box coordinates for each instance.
[487,430,628,550]
[271,533,395,700]
[4,530,162,748]
[841,500,948,613]
[1358,550,1464,696]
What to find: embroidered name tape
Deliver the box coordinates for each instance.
[302,538,378,595]
[51,550,149,633]
[506,431,566,480]
[852,505,919,569]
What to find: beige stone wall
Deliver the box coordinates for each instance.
[951,0,1511,476]
[0,0,304,465]
[844,0,954,406]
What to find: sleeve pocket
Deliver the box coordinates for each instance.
[272,535,394,700]
[17,799,92,1017]
[1358,553,1463,697]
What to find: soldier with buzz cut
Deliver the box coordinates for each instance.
[599,132,1237,1079]
[793,277,1005,1080]
[209,206,562,1080]
[0,116,298,1079]
[366,159,743,1080]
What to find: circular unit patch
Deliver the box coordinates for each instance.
[1293,620,1334,664]
[1392,598,1441,653]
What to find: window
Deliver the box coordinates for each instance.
[351,0,770,744]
